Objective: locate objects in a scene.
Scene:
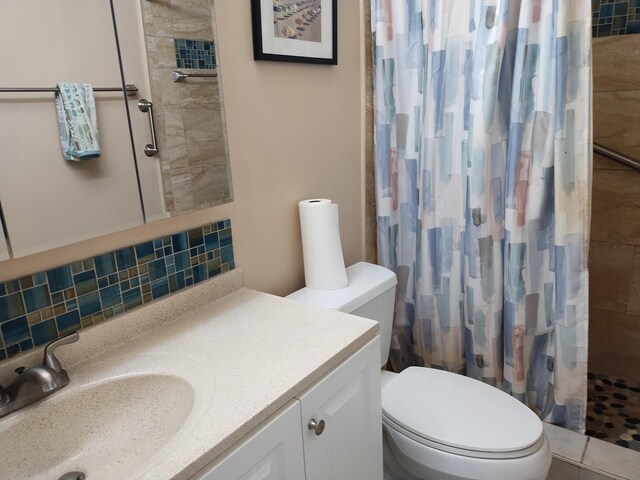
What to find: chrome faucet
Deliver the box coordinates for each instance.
[0,332,79,418]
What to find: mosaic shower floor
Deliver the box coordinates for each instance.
[586,372,640,451]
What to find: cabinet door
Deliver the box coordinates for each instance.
[192,400,305,480]
[298,337,383,480]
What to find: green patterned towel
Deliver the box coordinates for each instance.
[55,83,101,161]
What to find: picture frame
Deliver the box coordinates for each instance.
[251,0,338,65]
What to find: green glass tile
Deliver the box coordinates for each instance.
[51,292,64,305]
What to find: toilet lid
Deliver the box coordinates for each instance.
[382,367,543,454]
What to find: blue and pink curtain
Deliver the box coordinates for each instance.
[372,0,591,432]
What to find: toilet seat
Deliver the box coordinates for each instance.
[382,367,544,460]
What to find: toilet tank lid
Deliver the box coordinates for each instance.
[286,262,397,313]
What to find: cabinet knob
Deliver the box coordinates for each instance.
[308,418,326,436]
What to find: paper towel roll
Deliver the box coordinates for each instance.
[298,199,348,290]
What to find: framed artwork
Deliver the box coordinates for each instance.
[251,0,337,65]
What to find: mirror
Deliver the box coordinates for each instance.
[0,0,232,260]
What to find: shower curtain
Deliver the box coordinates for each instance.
[372,0,591,432]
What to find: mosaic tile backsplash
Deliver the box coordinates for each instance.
[592,0,640,37]
[174,38,216,69]
[0,220,234,362]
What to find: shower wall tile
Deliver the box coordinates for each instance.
[594,91,640,162]
[0,220,234,362]
[628,248,640,316]
[589,240,635,313]
[592,0,640,37]
[592,35,640,92]
[589,308,640,381]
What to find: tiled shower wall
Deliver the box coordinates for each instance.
[141,0,232,214]
[0,221,234,362]
[592,0,640,37]
[589,31,640,383]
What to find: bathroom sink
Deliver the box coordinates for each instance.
[0,373,195,480]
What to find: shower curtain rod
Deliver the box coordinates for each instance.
[0,84,138,96]
[594,142,640,172]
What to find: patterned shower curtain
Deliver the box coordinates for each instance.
[372,0,591,432]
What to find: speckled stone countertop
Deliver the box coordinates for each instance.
[0,269,378,480]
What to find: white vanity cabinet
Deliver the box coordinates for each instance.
[192,338,383,480]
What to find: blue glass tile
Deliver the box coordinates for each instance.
[1,316,30,346]
[98,277,109,289]
[46,266,73,292]
[151,278,169,299]
[175,271,185,290]
[115,247,136,271]
[0,283,5,297]
[130,277,140,289]
[186,277,193,287]
[229,260,235,270]
[153,239,163,249]
[94,253,117,277]
[5,344,19,358]
[188,228,204,248]
[140,274,150,284]
[99,285,122,309]
[33,272,47,286]
[601,2,615,15]
[166,255,175,266]
[74,270,98,296]
[174,251,190,272]
[78,292,101,317]
[23,285,51,313]
[19,338,34,352]
[148,259,167,281]
[121,280,130,291]
[172,232,189,252]
[108,274,118,285]
[56,310,80,335]
[168,274,178,293]
[51,292,64,305]
[193,264,207,283]
[204,232,220,251]
[32,319,58,346]
[224,219,231,228]
[627,20,640,32]
[0,349,6,361]
[163,246,172,257]
[113,304,124,315]
[216,221,224,231]
[0,293,25,322]
[220,228,232,247]
[190,247,198,258]
[66,299,77,310]
[221,245,234,264]
[135,242,155,264]
[207,257,221,275]
[122,287,142,311]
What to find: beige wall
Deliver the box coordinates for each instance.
[589,34,640,382]
[0,0,367,297]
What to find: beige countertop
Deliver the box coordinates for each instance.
[0,269,378,480]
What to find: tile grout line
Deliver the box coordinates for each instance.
[580,437,590,463]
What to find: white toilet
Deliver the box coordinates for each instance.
[287,262,551,480]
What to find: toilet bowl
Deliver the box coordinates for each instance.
[287,262,551,480]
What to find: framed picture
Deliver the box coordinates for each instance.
[251,0,337,65]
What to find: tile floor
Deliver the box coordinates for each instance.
[544,423,640,480]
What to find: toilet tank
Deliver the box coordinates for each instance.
[286,262,397,367]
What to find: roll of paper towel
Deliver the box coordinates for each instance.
[298,199,348,290]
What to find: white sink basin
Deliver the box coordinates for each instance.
[0,373,194,480]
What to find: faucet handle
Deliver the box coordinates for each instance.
[43,332,79,372]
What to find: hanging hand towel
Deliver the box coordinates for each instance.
[55,82,101,161]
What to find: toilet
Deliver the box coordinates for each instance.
[287,262,551,480]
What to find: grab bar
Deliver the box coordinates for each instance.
[172,70,217,83]
[137,99,158,157]
[594,142,640,172]
[0,84,138,96]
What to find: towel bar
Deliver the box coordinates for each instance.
[172,71,217,83]
[0,84,139,96]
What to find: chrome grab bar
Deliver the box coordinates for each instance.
[137,99,159,157]
[594,142,640,172]
[172,70,217,83]
[0,84,138,96]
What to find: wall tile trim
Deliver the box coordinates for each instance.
[0,220,234,362]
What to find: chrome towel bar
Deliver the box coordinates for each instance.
[0,84,139,96]
[172,70,217,83]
